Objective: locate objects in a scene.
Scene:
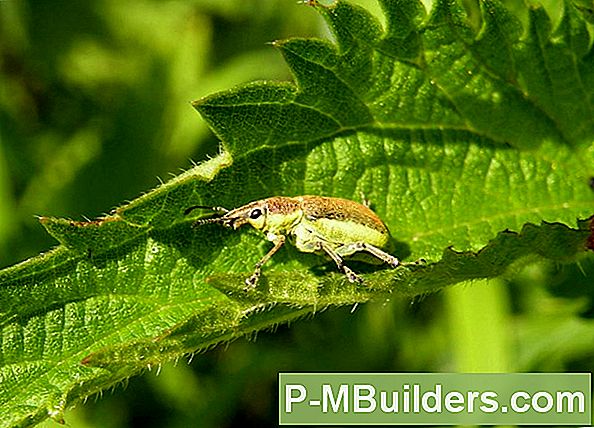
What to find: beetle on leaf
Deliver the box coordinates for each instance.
[185,196,399,288]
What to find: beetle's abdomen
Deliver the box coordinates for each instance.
[309,217,389,248]
[299,196,391,249]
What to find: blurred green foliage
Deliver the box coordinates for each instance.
[1,1,593,427]
[0,0,321,268]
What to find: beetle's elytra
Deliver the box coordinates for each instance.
[186,196,399,288]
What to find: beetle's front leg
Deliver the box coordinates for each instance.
[245,235,286,290]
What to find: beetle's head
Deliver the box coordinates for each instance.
[185,200,268,231]
[220,200,268,230]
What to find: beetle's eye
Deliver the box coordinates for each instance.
[249,208,262,220]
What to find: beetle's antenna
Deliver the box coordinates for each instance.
[193,217,225,226]
[184,205,230,216]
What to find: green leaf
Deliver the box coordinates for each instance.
[1,0,593,425]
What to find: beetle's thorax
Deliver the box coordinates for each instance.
[261,196,303,235]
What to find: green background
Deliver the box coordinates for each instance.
[1,1,594,427]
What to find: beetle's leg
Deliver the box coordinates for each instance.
[317,242,364,284]
[245,235,286,289]
[337,242,399,268]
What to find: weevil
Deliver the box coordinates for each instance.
[185,196,399,288]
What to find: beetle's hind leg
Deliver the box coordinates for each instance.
[337,242,399,268]
[317,242,363,284]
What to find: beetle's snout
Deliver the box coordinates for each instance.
[217,214,248,229]
[221,217,239,229]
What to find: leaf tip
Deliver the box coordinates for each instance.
[37,215,50,224]
[190,98,202,111]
